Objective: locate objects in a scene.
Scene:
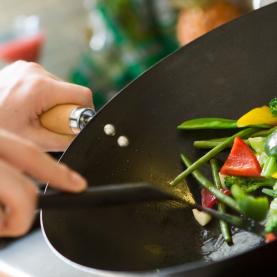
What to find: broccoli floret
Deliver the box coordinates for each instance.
[224,176,275,193]
[269,97,277,116]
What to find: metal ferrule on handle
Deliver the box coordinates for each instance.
[69,107,95,134]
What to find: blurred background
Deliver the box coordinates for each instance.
[0,0,272,109]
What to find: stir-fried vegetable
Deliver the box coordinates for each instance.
[265,198,277,233]
[201,187,230,208]
[248,137,265,154]
[265,129,277,158]
[171,128,257,186]
[180,154,240,212]
[261,156,277,177]
[220,137,262,177]
[269,97,277,116]
[224,176,275,193]
[192,209,212,226]
[178,118,237,130]
[201,188,217,208]
[210,159,233,245]
[173,98,277,243]
[262,188,277,197]
[237,106,277,127]
[193,128,277,150]
[231,185,269,221]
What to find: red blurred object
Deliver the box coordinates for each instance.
[0,32,44,62]
[201,188,231,208]
[265,233,277,243]
[220,137,262,177]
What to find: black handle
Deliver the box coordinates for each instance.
[38,182,176,210]
[39,182,266,236]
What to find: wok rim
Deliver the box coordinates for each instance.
[40,208,275,276]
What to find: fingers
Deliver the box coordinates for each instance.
[0,130,87,192]
[24,127,74,152]
[0,160,37,237]
[41,79,93,111]
[0,61,94,152]
[1,60,93,111]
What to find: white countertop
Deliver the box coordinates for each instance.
[0,229,96,277]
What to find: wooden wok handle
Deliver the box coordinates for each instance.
[40,104,95,135]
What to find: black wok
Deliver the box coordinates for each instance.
[41,3,277,276]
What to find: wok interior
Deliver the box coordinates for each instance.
[43,202,207,271]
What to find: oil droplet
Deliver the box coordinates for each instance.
[103,124,116,136]
[117,136,129,147]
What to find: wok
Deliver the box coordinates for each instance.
[41,3,277,276]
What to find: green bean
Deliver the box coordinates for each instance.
[177,118,238,130]
[193,139,250,149]
[180,154,240,212]
[193,139,232,149]
[210,159,233,245]
[171,128,257,186]
[252,126,277,137]
[193,127,276,150]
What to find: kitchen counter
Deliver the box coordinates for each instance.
[0,229,96,277]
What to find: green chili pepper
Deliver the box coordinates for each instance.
[210,159,233,245]
[231,185,269,221]
[177,118,238,130]
[171,128,257,186]
[180,154,240,212]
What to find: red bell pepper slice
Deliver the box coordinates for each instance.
[201,188,217,208]
[201,188,231,208]
[220,137,261,177]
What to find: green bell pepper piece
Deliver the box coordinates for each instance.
[231,185,269,221]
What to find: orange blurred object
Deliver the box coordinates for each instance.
[176,0,243,46]
[265,233,277,243]
[0,32,44,62]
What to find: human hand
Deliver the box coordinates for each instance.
[0,61,93,151]
[0,129,87,237]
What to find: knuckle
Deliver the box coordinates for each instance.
[28,75,46,88]
[82,87,93,103]
[26,61,41,70]
[13,60,27,67]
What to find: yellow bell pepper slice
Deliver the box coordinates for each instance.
[237,106,277,127]
[272,172,277,179]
